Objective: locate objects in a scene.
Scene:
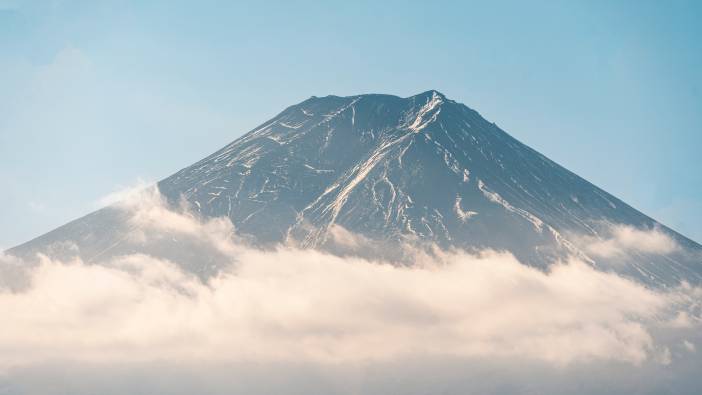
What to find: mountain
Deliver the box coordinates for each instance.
[8,90,702,285]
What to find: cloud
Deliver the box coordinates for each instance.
[327,224,367,249]
[2,246,682,368]
[1,188,701,394]
[580,224,680,258]
[96,178,155,208]
[683,340,696,352]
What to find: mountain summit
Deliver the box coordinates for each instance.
[10,91,702,285]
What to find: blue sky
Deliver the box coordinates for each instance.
[1,0,700,247]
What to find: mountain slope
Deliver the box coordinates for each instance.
[9,90,702,285]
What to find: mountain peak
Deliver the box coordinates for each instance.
[406,91,445,132]
[411,89,446,100]
[302,91,449,108]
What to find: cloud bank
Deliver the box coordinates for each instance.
[1,187,700,394]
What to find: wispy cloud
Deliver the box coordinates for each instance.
[95,178,155,208]
[579,224,680,258]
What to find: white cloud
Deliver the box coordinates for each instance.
[1,189,701,393]
[0,247,675,368]
[2,189,700,368]
[96,178,155,208]
[580,224,680,258]
[683,340,696,353]
[327,224,366,249]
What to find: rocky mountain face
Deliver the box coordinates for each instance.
[9,90,702,285]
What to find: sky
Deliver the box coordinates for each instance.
[1,0,701,247]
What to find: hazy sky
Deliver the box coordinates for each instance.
[1,0,701,247]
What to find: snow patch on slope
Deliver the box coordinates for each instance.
[454,195,478,222]
[478,179,544,232]
[408,92,443,132]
